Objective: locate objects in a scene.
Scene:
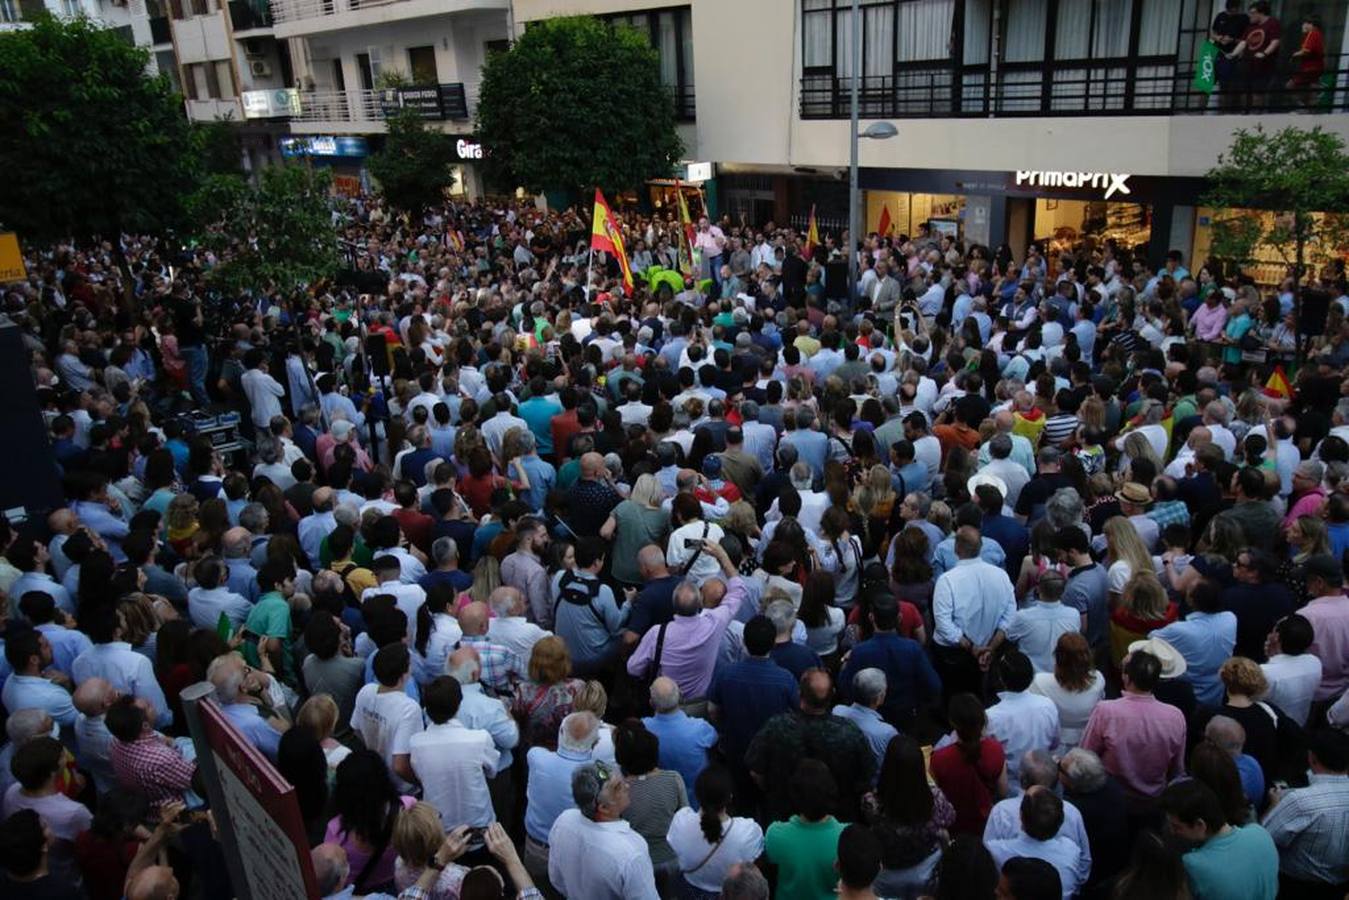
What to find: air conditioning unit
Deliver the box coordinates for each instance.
[249,59,272,77]
[243,38,265,58]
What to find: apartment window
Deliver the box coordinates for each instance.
[407,45,438,84]
[0,0,18,23]
[156,50,182,94]
[61,0,81,15]
[600,6,694,121]
[215,60,235,98]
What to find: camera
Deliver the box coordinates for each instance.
[684,538,702,550]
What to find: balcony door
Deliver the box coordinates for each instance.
[408,46,438,85]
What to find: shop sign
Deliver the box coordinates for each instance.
[279,135,369,158]
[379,85,445,120]
[686,161,714,182]
[0,233,26,283]
[240,88,301,119]
[452,137,485,161]
[1015,170,1133,200]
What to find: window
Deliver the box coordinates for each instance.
[215,60,235,98]
[156,50,181,93]
[407,45,438,84]
[599,6,695,121]
[0,0,18,22]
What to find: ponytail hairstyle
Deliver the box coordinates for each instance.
[415,583,455,657]
[693,764,733,845]
[948,693,987,765]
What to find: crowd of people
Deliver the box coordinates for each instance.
[1,190,1348,900]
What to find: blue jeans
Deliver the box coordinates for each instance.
[181,344,209,406]
[705,253,723,288]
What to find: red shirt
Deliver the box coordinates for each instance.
[930,738,1006,836]
[75,833,141,900]
[457,472,506,518]
[392,507,434,555]
[551,410,581,462]
[1298,26,1325,75]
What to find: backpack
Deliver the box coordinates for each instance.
[557,571,604,624]
[334,563,363,609]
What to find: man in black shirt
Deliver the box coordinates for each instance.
[171,287,209,405]
[1014,446,1075,525]
[1211,0,1250,107]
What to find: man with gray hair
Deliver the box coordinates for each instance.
[981,433,1032,508]
[1057,746,1128,891]
[311,843,350,899]
[547,761,659,899]
[238,502,272,568]
[1004,569,1081,673]
[0,709,56,799]
[765,597,823,679]
[207,653,286,761]
[766,461,827,535]
[983,748,1092,888]
[642,675,717,801]
[719,863,770,900]
[486,584,550,665]
[831,667,898,775]
[980,410,1037,477]
[1205,715,1265,809]
[1285,459,1328,527]
[524,711,600,885]
[738,400,777,473]
[421,535,471,595]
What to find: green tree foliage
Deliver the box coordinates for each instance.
[195,118,244,176]
[188,164,339,295]
[1205,126,1349,360]
[0,15,199,241]
[367,107,454,215]
[476,16,683,195]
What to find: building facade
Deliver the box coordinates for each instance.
[514,0,1349,277]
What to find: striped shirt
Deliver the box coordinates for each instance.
[1261,773,1349,884]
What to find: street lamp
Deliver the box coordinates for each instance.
[846,0,897,305]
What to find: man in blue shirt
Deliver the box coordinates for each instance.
[976,484,1030,582]
[838,597,941,730]
[510,431,556,513]
[832,667,899,777]
[764,598,822,679]
[1,629,78,743]
[552,538,628,678]
[643,677,716,807]
[1153,581,1237,708]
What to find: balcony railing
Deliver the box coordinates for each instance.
[292,83,473,124]
[800,54,1349,119]
[673,83,695,122]
[271,0,409,25]
[229,0,272,30]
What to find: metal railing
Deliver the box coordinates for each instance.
[673,83,695,121]
[290,84,473,123]
[800,54,1349,119]
[270,0,415,25]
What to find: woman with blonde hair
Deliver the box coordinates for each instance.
[852,464,902,561]
[297,693,352,779]
[454,554,501,613]
[166,493,201,559]
[1280,515,1331,604]
[1109,572,1178,664]
[511,636,585,751]
[1119,430,1163,480]
[599,473,670,588]
[391,801,466,900]
[1203,657,1281,785]
[1078,395,1107,432]
[573,679,617,765]
[1028,632,1105,749]
[1103,516,1156,606]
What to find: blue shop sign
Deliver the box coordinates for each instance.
[279,136,370,159]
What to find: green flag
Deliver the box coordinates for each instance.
[1193,40,1220,94]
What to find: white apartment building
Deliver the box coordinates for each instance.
[514,0,1349,278]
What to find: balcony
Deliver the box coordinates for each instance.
[673,84,694,122]
[228,0,272,31]
[800,54,1349,119]
[290,83,474,129]
[269,0,507,37]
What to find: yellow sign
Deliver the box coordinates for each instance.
[0,233,26,283]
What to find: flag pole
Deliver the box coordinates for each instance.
[585,245,594,301]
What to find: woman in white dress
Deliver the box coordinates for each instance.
[1028,632,1106,750]
[667,765,763,900]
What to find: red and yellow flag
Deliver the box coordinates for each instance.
[675,179,696,277]
[1264,364,1293,400]
[877,204,893,237]
[591,188,634,297]
[803,204,819,259]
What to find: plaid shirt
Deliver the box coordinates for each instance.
[458,635,525,696]
[109,734,196,806]
[1147,499,1191,530]
[398,887,542,900]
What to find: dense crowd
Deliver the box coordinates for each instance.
[1,191,1348,900]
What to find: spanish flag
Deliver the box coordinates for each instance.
[591,188,634,297]
[675,179,696,277]
[877,203,893,237]
[804,204,819,260]
[1264,364,1293,400]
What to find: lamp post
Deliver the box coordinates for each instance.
[846,0,898,305]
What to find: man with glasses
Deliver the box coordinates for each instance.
[1222,549,1295,661]
[547,760,659,900]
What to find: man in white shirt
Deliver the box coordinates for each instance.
[486,586,550,666]
[72,678,118,794]
[351,644,424,791]
[980,434,1032,508]
[765,463,828,536]
[548,761,660,900]
[984,749,1092,888]
[480,393,530,462]
[931,526,1016,698]
[1202,401,1238,459]
[240,350,286,430]
[72,606,171,730]
[411,676,498,830]
[983,651,1061,789]
[186,556,252,631]
[1260,613,1324,727]
[362,556,427,641]
[985,788,1085,899]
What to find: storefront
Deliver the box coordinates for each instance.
[447,135,488,200]
[860,166,1208,272]
[646,161,716,219]
[278,135,371,193]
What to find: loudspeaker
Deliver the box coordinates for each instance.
[365,333,389,377]
[824,260,849,300]
[1299,290,1331,337]
[0,321,64,521]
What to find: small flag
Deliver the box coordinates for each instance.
[1193,40,1220,94]
[591,189,634,297]
[1264,365,1292,399]
[804,204,819,260]
[878,204,893,237]
[675,179,696,277]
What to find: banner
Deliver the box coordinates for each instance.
[1193,40,1219,94]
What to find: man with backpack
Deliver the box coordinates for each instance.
[553,537,629,678]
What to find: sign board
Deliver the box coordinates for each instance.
[1013,170,1133,200]
[195,698,317,900]
[379,85,444,120]
[241,89,301,120]
[0,233,26,283]
[279,135,369,158]
[452,137,484,161]
[685,161,714,183]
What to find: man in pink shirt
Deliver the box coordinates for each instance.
[1282,460,1327,528]
[1296,554,1349,702]
[1079,646,1185,806]
[1191,292,1229,343]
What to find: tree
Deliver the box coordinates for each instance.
[188,164,339,296]
[367,107,454,215]
[0,15,199,243]
[195,118,244,176]
[1204,125,1349,364]
[476,16,683,197]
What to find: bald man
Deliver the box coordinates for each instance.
[73,677,118,793]
[487,585,551,665]
[311,843,350,898]
[298,487,339,568]
[566,452,621,539]
[46,508,81,582]
[221,526,260,602]
[457,601,525,697]
[622,545,683,646]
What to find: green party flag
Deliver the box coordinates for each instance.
[1193,40,1219,94]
